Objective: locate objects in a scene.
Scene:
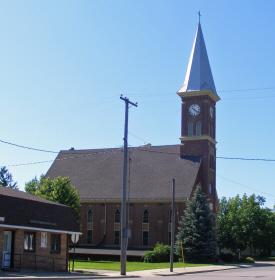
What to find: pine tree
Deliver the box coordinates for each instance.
[175,185,217,263]
[0,166,18,189]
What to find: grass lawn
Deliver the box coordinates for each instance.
[69,260,213,272]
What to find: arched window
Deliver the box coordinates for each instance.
[114,209,120,245]
[188,121,193,137]
[87,209,93,244]
[115,209,120,223]
[87,209,93,223]
[210,125,214,138]
[142,209,149,246]
[196,121,201,136]
[210,154,215,170]
[209,184,212,194]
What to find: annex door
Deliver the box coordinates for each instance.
[2,231,12,269]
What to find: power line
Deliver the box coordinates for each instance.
[3,146,275,167]
[134,148,275,162]
[217,156,275,162]
[219,87,275,93]
[3,148,119,167]
[0,139,58,153]
[217,175,275,199]
[126,86,275,97]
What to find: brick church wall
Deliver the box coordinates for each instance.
[79,201,187,248]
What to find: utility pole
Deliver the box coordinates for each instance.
[170,179,175,272]
[120,95,137,276]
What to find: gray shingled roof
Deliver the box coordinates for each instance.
[0,186,81,233]
[46,145,201,202]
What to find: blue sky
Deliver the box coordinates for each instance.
[1,1,275,208]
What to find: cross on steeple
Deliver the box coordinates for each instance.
[198,11,201,23]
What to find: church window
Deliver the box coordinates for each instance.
[142,209,149,246]
[196,121,201,136]
[209,184,212,194]
[212,125,214,138]
[209,154,215,170]
[188,121,193,137]
[87,230,92,244]
[87,209,93,244]
[87,209,93,223]
[114,209,120,245]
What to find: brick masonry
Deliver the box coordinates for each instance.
[78,201,187,248]
[0,228,68,271]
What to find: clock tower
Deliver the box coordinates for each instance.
[177,22,220,208]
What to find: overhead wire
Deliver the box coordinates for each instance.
[0,139,58,154]
[217,175,275,198]
[1,126,275,164]
[3,148,120,167]
[2,141,273,200]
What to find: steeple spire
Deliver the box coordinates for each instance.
[177,22,218,97]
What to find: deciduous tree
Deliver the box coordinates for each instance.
[25,176,81,220]
[217,194,275,256]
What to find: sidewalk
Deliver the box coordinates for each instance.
[0,262,273,279]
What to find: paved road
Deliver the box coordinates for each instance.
[0,262,275,279]
[138,262,275,280]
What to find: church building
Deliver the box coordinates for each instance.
[45,21,220,250]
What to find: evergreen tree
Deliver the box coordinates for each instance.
[0,166,18,189]
[175,185,217,263]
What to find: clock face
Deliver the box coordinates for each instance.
[189,104,200,116]
[210,107,214,118]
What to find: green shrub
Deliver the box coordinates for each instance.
[239,256,255,263]
[142,243,171,263]
[246,257,255,263]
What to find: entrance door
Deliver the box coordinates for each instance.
[2,231,12,269]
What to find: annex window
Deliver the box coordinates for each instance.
[142,209,149,246]
[188,121,193,137]
[114,209,120,245]
[24,232,35,252]
[87,209,93,244]
[41,232,47,248]
[50,234,61,253]
[196,121,201,136]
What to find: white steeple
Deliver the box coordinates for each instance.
[177,22,218,96]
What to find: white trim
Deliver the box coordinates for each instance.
[0,224,81,235]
